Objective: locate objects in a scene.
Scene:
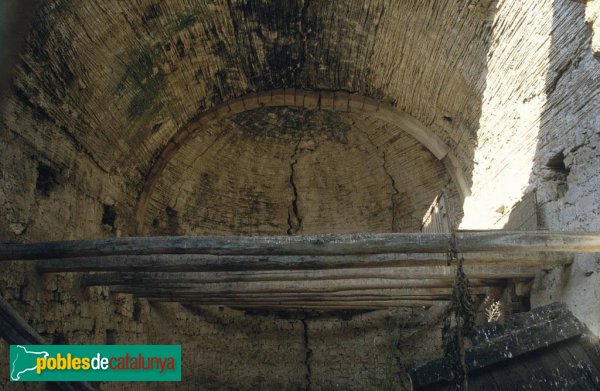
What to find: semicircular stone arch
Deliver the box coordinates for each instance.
[135,90,468,235]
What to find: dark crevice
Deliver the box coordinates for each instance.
[36,162,59,196]
[546,150,570,175]
[105,329,116,345]
[382,151,401,231]
[133,301,143,322]
[301,319,312,391]
[101,204,117,228]
[287,140,303,235]
[546,150,570,198]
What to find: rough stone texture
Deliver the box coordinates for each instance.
[0,0,599,389]
[456,1,600,335]
[1,0,496,228]
[145,106,451,236]
[0,263,435,390]
[586,0,600,60]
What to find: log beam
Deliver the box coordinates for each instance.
[1,231,598,262]
[79,266,535,288]
[81,271,506,287]
[108,280,492,296]
[158,300,448,309]
[36,252,572,273]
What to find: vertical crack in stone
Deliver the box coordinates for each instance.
[382,150,400,231]
[301,319,312,391]
[287,140,303,235]
[359,128,400,231]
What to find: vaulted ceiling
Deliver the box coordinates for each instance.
[2,0,498,236]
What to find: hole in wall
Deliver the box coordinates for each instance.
[133,301,143,322]
[546,150,570,197]
[35,163,58,196]
[52,332,67,344]
[165,206,180,233]
[106,329,116,345]
[546,150,570,175]
[102,204,116,228]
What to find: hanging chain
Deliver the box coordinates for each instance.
[442,231,476,391]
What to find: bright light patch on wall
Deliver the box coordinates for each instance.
[460,1,554,229]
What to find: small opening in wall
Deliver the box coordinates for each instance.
[35,163,58,196]
[102,204,116,227]
[165,206,180,233]
[546,151,570,175]
[106,329,116,345]
[133,301,143,322]
[52,332,67,344]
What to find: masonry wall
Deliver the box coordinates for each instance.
[459,0,600,334]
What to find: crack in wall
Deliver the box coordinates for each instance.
[359,128,400,231]
[381,150,401,231]
[287,140,303,235]
[301,319,312,391]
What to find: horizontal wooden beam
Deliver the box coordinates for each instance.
[115,288,489,299]
[38,251,572,273]
[1,231,598,262]
[108,278,495,296]
[80,271,507,287]
[81,266,535,289]
[134,295,454,303]
[160,300,449,309]
[108,287,486,300]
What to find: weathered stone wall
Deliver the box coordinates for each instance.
[459,0,600,334]
[0,261,437,390]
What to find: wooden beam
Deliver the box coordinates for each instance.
[81,271,506,287]
[110,287,486,300]
[2,231,597,262]
[135,295,453,303]
[160,300,448,309]
[108,278,497,296]
[113,287,488,299]
[87,266,534,289]
[37,251,572,273]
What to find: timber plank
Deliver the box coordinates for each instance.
[0,231,597,261]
